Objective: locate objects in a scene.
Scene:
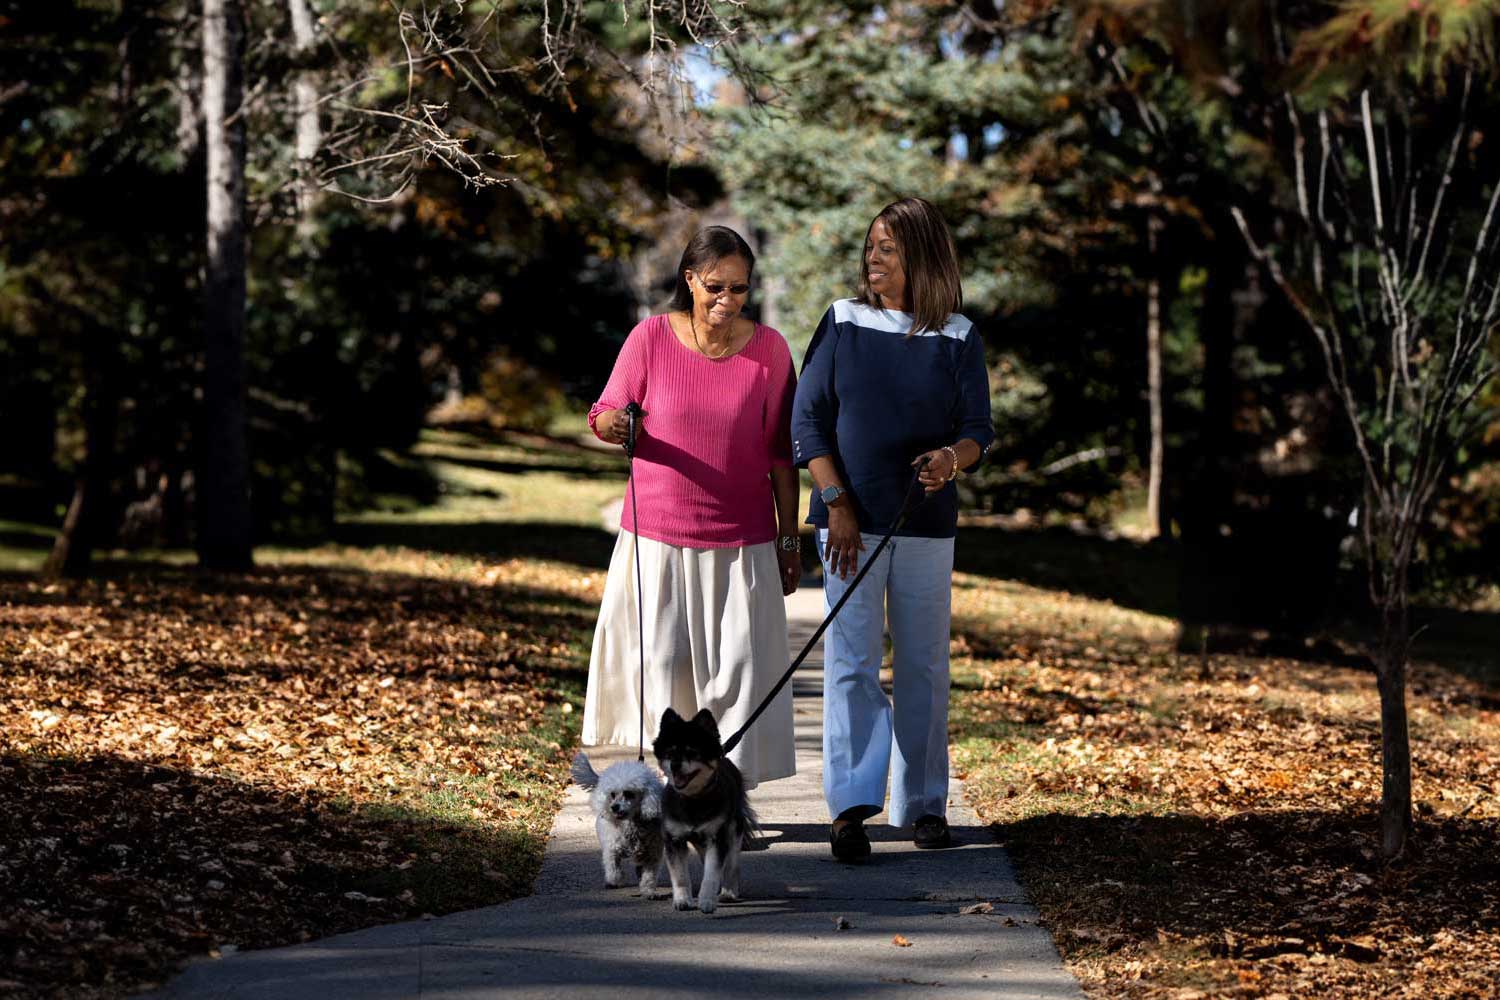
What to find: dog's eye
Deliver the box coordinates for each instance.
[621,791,635,799]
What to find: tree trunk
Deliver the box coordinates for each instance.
[1145,215,1165,539]
[199,0,254,570]
[1175,217,1244,650]
[287,0,320,236]
[44,326,120,579]
[286,0,337,535]
[175,15,202,166]
[1376,595,1414,859]
[43,480,89,580]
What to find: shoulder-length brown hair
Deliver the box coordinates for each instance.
[857,197,963,336]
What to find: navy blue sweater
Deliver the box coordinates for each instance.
[792,299,995,539]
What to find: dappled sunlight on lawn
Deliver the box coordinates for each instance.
[948,560,1500,999]
[0,555,603,998]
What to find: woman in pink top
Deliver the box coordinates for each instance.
[583,227,800,787]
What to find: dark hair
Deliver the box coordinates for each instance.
[858,197,963,336]
[670,226,756,312]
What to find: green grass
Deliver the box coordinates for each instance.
[0,516,54,573]
[1,425,628,578]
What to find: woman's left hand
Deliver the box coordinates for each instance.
[777,548,801,596]
[912,449,956,494]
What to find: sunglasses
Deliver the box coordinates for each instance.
[693,275,750,296]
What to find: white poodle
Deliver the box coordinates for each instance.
[570,752,664,894]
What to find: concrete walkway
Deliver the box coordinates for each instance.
[152,585,1081,999]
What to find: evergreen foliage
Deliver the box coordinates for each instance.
[0,0,718,552]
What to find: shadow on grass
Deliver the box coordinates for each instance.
[954,523,1500,695]
[998,806,1500,961]
[1409,605,1500,696]
[0,753,542,998]
[955,523,1180,620]
[0,527,54,550]
[330,520,618,572]
[419,450,625,481]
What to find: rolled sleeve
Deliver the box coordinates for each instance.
[955,325,995,471]
[588,320,650,440]
[790,307,839,467]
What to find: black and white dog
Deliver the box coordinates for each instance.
[651,708,757,913]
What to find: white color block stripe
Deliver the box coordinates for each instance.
[832,298,973,341]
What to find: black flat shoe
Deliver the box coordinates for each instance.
[830,820,871,862]
[913,814,952,849]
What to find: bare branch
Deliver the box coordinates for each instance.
[329,175,415,204]
[1316,110,1333,235]
[1455,177,1500,356]
[1361,90,1386,232]
[1231,205,1380,487]
[1409,70,1471,299]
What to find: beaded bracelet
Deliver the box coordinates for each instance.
[941,445,960,482]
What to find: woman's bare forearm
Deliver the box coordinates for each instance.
[806,456,844,494]
[771,466,800,539]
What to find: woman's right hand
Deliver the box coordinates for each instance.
[823,505,865,580]
[594,407,644,446]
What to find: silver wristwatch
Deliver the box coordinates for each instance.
[778,535,801,553]
[820,484,847,507]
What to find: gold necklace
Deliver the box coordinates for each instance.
[689,311,734,359]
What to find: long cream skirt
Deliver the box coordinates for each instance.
[583,530,795,787]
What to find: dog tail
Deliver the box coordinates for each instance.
[738,787,761,841]
[569,752,600,790]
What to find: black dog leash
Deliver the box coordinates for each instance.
[623,402,647,762]
[721,459,931,756]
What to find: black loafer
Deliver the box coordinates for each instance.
[830,821,871,862]
[913,814,952,849]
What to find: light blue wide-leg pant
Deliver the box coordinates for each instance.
[817,529,954,829]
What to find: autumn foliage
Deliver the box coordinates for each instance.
[0,554,602,997]
[949,541,1500,999]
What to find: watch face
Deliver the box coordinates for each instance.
[821,486,842,504]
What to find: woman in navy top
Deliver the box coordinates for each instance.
[791,197,994,861]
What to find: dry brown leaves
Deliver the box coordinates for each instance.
[0,553,604,998]
[949,572,1500,1000]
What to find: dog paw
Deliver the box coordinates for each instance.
[698,897,718,914]
[717,887,739,902]
[672,894,695,911]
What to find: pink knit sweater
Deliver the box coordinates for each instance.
[588,314,796,548]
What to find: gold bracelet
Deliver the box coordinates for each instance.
[941,445,960,482]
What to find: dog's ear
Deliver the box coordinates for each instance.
[690,708,720,739]
[639,786,661,821]
[570,752,599,790]
[651,709,679,760]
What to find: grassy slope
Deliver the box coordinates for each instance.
[948,531,1500,999]
[0,427,625,998]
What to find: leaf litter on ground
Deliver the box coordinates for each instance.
[948,563,1500,1000]
[0,550,601,999]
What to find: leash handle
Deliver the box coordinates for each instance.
[623,401,642,459]
[722,459,931,756]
